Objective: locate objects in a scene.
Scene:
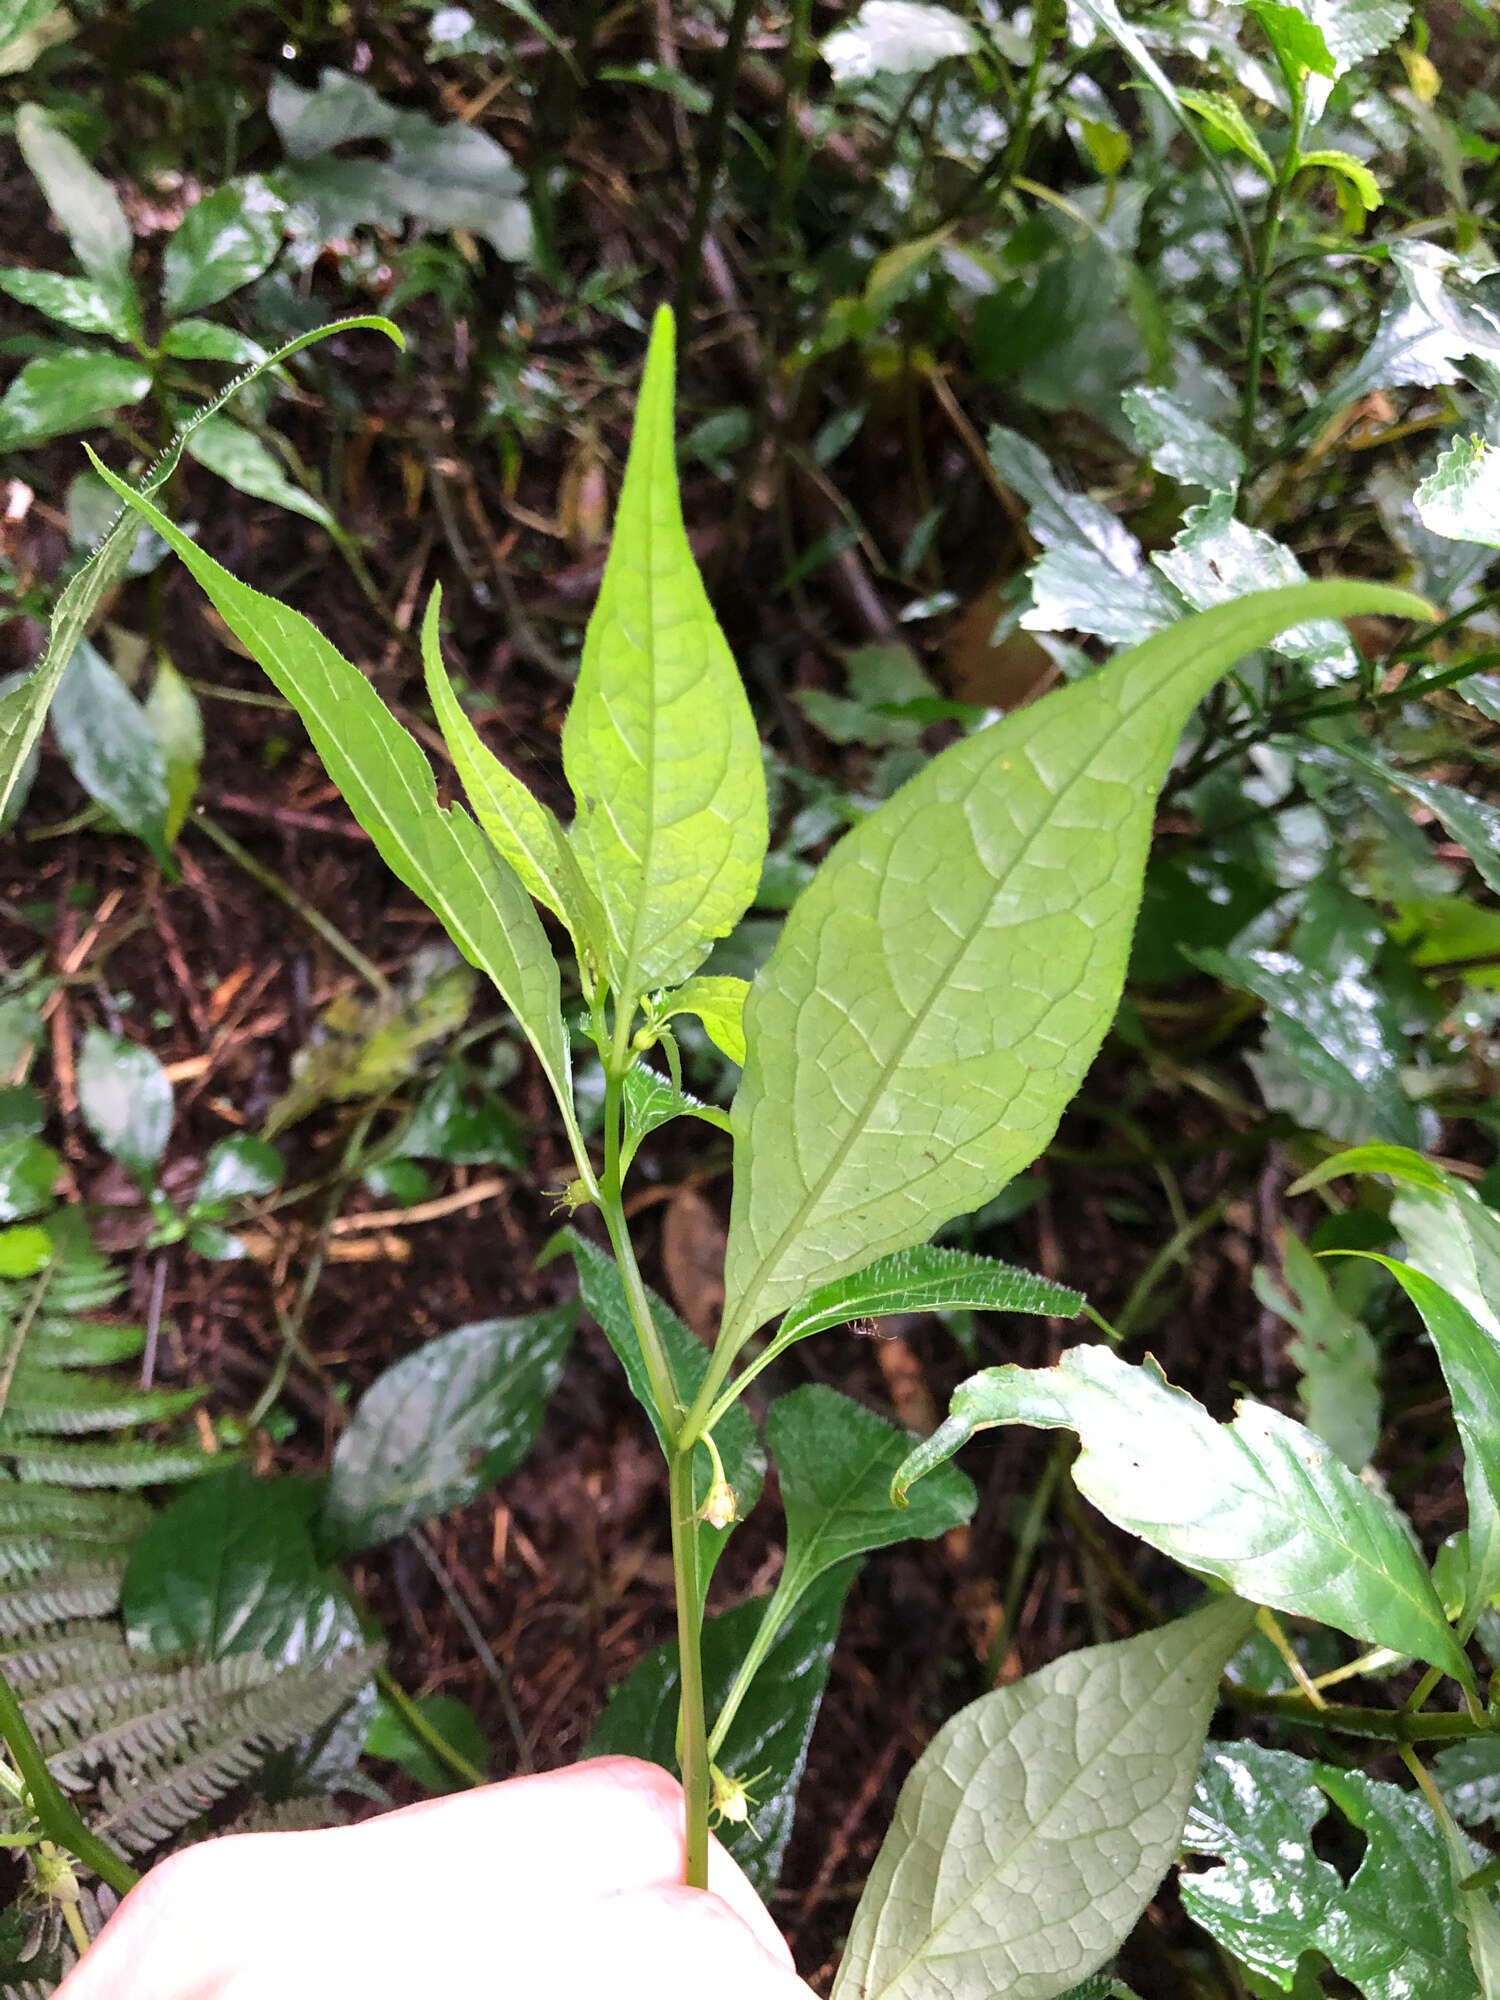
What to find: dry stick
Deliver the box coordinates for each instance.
[193,813,390,998]
[328,1177,508,1236]
[409,1524,534,1775]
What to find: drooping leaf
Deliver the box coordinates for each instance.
[654,976,748,1066]
[562,308,768,998]
[587,1564,855,1897]
[162,174,285,317]
[894,1344,1470,1683]
[90,450,585,1166]
[1122,386,1245,493]
[142,656,203,846]
[420,589,602,964]
[1253,1231,1379,1470]
[1391,1181,1500,1341]
[1415,436,1500,551]
[51,638,171,864]
[0,348,151,450]
[1300,148,1381,212]
[821,0,978,81]
[184,415,335,531]
[1181,1741,1476,1998]
[76,1028,173,1186]
[832,1598,1253,2000]
[721,581,1428,1349]
[122,1465,356,1668]
[565,1231,762,1596]
[320,1304,575,1555]
[14,104,134,295]
[1177,88,1274,178]
[0,316,399,835]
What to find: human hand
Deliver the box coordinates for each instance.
[55,1755,815,1999]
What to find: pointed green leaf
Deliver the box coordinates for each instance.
[321,1305,575,1555]
[1288,1144,1452,1198]
[366,1688,488,1793]
[76,1028,172,1185]
[162,174,285,317]
[143,657,203,846]
[566,1231,762,1596]
[1278,0,1411,74]
[50,638,171,865]
[562,307,767,996]
[1178,88,1275,177]
[87,448,584,1164]
[196,1133,284,1207]
[0,348,151,449]
[0,316,399,833]
[1416,436,1500,551]
[158,319,266,364]
[621,1061,731,1173]
[1249,2,1336,78]
[1391,1182,1500,1341]
[895,1344,1470,1683]
[1122,386,1245,493]
[1182,1742,1476,1998]
[832,1598,1254,2000]
[1348,1256,1500,1631]
[183,416,334,531]
[1299,147,1382,212]
[722,581,1429,1347]
[0,268,134,340]
[587,1565,855,1897]
[655,975,748,1065]
[1253,1232,1379,1470]
[0,1137,60,1222]
[14,104,133,291]
[420,588,602,963]
[401,1061,525,1169]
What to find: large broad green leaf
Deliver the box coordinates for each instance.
[1253,1231,1379,1471]
[587,1565,855,1898]
[50,638,171,865]
[894,1344,1469,1684]
[14,104,134,297]
[1416,436,1500,552]
[0,316,399,833]
[122,1465,356,1669]
[162,174,285,317]
[320,1304,575,1555]
[561,307,767,998]
[1181,1742,1477,1999]
[420,589,602,966]
[721,581,1428,1349]
[565,1231,762,1596]
[76,1027,173,1186]
[91,451,586,1169]
[1351,1257,1500,1633]
[831,1598,1253,2000]
[0,348,151,449]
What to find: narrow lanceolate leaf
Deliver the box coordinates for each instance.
[89,453,585,1166]
[832,1598,1253,2000]
[1182,1742,1477,2000]
[562,307,767,996]
[895,1344,1470,1685]
[0,317,399,833]
[420,588,603,965]
[1351,1257,1500,1633]
[722,581,1429,1347]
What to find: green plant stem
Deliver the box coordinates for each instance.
[1241,89,1307,462]
[667,1445,711,1887]
[770,0,816,251]
[676,0,757,325]
[707,1572,795,1761]
[374,1666,486,1788]
[0,1666,138,1896]
[1223,1682,1491,1743]
[193,812,391,997]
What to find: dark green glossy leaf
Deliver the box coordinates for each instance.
[0,348,150,450]
[586,1564,854,1897]
[366,1689,488,1794]
[162,174,285,316]
[832,1599,1253,2000]
[896,1345,1470,1685]
[1181,1742,1476,1998]
[122,1465,356,1668]
[321,1303,575,1554]
[76,1027,173,1184]
[402,1060,525,1169]
[566,1231,762,1595]
[362,1159,432,1206]
[0,1135,59,1223]
[196,1133,284,1207]
[0,268,134,340]
[51,639,171,865]
[1435,1738,1500,1831]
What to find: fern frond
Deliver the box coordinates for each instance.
[0,1372,202,1437]
[0,1621,132,1694]
[0,1487,151,1542]
[4,1442,221,1488]
[25,1322,145,1371]
[0,1562,126,1636]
